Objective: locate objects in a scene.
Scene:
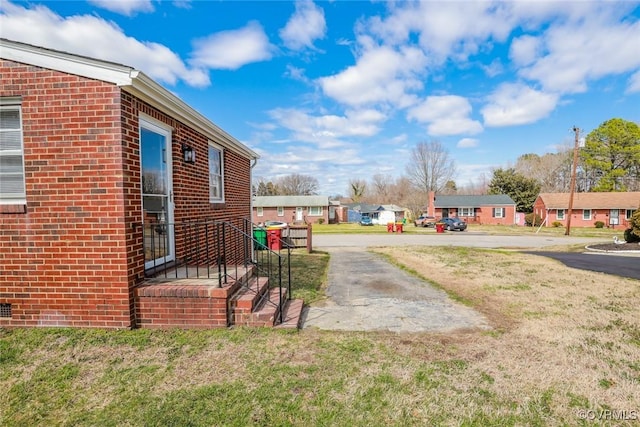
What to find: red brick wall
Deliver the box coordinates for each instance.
[1,59,253,329]
[435,206,516,225]
[121,93,252,268]
[536,206,632,229]
[253,206,329,224]
[0,59,131,328]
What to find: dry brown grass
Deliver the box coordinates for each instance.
[373,246,640,419]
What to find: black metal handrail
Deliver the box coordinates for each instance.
[142,218,292,325]
[240,218,293,324]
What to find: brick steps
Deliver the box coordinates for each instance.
[234,286,287,327]
[136,265,304,330]
[275,299,304,329]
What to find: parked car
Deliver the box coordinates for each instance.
[263,220,288,228]
[360,216,373,226]
[439,217,467,231]
[414,215,437,227]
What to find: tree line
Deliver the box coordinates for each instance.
[253,118,640,215]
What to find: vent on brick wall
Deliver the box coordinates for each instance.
[0,303,12,318]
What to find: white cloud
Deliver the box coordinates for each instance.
[517,11,640,93]
[317,42,426,107]
[279,0,326,51]
[481,83,558,127]
[481,59,503,78]
[366,1,515,64]
[407,95,483,136]
[284,65,309,83]
[0,2,209,86]
[268,107,386,147]
[88,0,154,16]
[509,35,541,67]
[190,21,274,70]
[457,138,479,148]
[627,71,640,94]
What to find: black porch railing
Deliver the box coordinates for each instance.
[142,218,292,324]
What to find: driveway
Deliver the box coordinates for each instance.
[302,232,616,332]
[302,247,491,333]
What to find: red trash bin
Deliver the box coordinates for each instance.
[267,227,282,251]
[435,223,445,233]
[395,223,403,233]
[387,223,394,233]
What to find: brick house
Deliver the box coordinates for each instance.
[426,192,517,225]
[253,195,330,225]
[534,192,640,228]
[1,39,301,329]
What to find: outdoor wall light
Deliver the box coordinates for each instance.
[182,143,196,164]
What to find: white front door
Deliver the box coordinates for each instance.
[141,118,174,269]
[610,209,619,226]
[296,207,303,221]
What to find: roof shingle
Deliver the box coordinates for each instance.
[537,192,640,210]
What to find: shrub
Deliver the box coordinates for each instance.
[624,228,640,243]
[317,218,325,225]
[551,221,563,228]
[594,221,605,228]
[524,213,543,227]
[629,210,640,239]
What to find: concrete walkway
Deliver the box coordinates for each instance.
[302,246,490,333]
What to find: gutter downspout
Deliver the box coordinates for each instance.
[250,158,258,225]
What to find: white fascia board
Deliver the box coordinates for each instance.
[125,72,259,160]
[1,38,134,86]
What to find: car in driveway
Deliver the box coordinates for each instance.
[414,215,436,227]
[360,216,373,226]
[439,217,467,231]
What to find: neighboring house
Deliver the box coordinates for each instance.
[253,195,330,225]
[378,204,406,224]
[426,192,517,225]
[534,192,640,228]
[343,203,406,224]
[1,39,299,330]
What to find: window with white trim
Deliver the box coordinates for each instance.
[583,209,591,220]
[627,209,636,220]
[277,206,284,216]
[257,207,263,217]
[492,207,504,218]
[459,207,474,217]
[557,209,565,220]
[309,206,322,216]
[208,143,224,202]
[0,99,26,206]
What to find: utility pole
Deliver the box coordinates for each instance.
[565,126,580,236]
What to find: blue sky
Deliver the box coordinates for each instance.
[2,0,639,196]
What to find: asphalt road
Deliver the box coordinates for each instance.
[312,232,609,249]
[523,251,640,280]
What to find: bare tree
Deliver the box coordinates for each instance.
[348,178,367,202]
[405,140,456,194]
[275,173,319,195]
[514,151,572,193]
[458,174,490,195]
[370,174,393,201]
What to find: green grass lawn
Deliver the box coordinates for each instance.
[312,222,623,238]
